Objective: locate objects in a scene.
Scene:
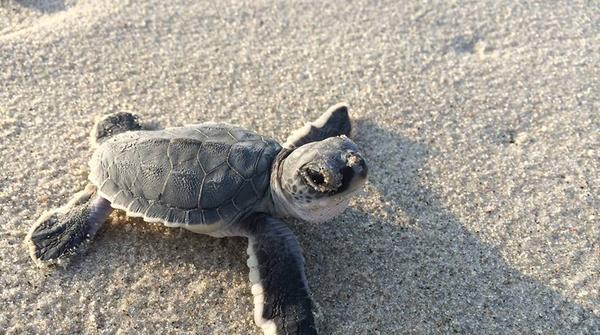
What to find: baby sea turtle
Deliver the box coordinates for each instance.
[26,103,368,335]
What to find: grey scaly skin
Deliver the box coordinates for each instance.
[25,104,368,335]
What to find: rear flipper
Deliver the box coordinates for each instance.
[243,214,318,335]
[25,184,113,267]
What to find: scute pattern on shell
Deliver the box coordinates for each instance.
[88,123,281,229]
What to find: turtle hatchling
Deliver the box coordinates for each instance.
[26,103,368,335]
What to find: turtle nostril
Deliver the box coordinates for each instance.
[346,152,361,166]
[346,152,366,172]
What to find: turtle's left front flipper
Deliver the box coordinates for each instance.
[25,184,112,267]
[243,214,318,335]
[284,103,352,149]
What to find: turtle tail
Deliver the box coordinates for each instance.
[90,112,143,147]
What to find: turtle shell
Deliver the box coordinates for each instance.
[88,123,281,234]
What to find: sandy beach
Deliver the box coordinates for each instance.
[1,0,598,334]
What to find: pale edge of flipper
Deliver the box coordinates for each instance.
[247,241,279,335]
[244,214,318,335]
[25,184,112,267]
[284,103,352,149]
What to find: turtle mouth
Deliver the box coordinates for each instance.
[300,163,341,194]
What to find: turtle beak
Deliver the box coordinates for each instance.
[337,151,368,194]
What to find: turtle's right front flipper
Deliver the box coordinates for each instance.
[25,184,112,267]
[243,214,318,335]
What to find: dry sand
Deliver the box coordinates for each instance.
[0,0,598,334]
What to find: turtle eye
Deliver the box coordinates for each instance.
[300,164,328,191]
[306,168,325,185]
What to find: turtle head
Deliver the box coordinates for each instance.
[274,135,368,222]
